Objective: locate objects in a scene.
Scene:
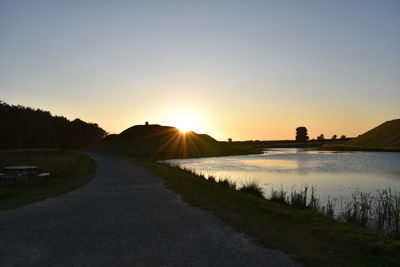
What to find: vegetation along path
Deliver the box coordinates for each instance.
[0,153,298,266]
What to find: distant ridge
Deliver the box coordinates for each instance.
[324,119,400,151]
[93,124,259,159]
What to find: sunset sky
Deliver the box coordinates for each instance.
[1,0,399,141]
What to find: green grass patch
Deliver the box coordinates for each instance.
[130,158,400,267]
[0,150,95,211]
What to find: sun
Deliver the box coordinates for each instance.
[174,116,197,133]
[165,108,203,133]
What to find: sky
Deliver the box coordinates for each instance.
[1,0,399,141]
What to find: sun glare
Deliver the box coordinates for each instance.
[174,116,197,133]
[164,108,204,134]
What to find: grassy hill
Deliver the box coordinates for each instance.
[93,124,260,160]
[323,119,400,151]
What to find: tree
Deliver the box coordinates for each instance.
[340,135,346,140]
[317,134,325,141]
[0,101,107,149]
[296,127,309,142]
[331,134,337,140]
[228,138,232,142]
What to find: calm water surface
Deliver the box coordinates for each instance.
[165,148,400,209]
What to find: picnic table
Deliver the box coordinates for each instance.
[0,166,50,183]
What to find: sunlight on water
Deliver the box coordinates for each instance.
[164,148,400,212]
[242,159,298,169]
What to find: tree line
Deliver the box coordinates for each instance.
[296,127,346,142]
[0,101,107,149]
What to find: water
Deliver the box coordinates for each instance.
[164,148,400,212]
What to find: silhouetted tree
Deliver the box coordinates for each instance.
[228,138,232,142]
[317,134,325,141]
[340,135,346,140]
[0,101,107,149]
[296,127,309,142]
[331,134,337,140]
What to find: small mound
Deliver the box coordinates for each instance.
[93,124,259,159]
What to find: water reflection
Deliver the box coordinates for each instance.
[243,159,298,170]
[164,148,400,211]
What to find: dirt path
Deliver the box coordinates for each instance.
[0,153,299,266]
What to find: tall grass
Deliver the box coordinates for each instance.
[270,185,313,209]
[290,185,308,209]
[238,180,264,198]
[339,192,372,227]
[325,198,335,217]
[217,177,237,189]
[373,189,400,237]
[269,185,400,237]
[270,186,287,204]
[163,162,400,238]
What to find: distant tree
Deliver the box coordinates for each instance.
[296,127,309,142]
[340,135,346,140]
[317,134,325,141]
[228,138,232,142]
[331,134,337,140]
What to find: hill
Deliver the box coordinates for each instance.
[93,124,260,160]
[0,101,106,149]
[323,119,400,151]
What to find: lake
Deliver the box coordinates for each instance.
[164,148,400,213]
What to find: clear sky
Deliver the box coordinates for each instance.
[1,0,399,140]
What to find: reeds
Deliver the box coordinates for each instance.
[164,162,400,238]
[373,189,400,237]
[270,186,287,204]
[339,192,372,227]
[326,198,335,217]
[290,185,308,209]
[238,180,264,198]
[217,177,237,189]
[270,185,317,210]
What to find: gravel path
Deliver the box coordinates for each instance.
[0,153,299,266]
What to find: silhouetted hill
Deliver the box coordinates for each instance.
[0,101,106,149]
[94,124,259,159]
[323,119,400,151]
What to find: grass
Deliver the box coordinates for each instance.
[376,189,400,237]
[340,189,400,238]
[126,158,400,266]
[217,177,237,189]
[270,185,288,205]
[267,184,400,238]
[0,149,95,211]
[238,180,264,198]
[168,162,400,240]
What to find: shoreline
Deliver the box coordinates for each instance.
[320,144,400,152]
[130,157,400,266]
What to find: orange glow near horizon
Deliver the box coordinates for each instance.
[163,108,204,134]
[172,115,199,133]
